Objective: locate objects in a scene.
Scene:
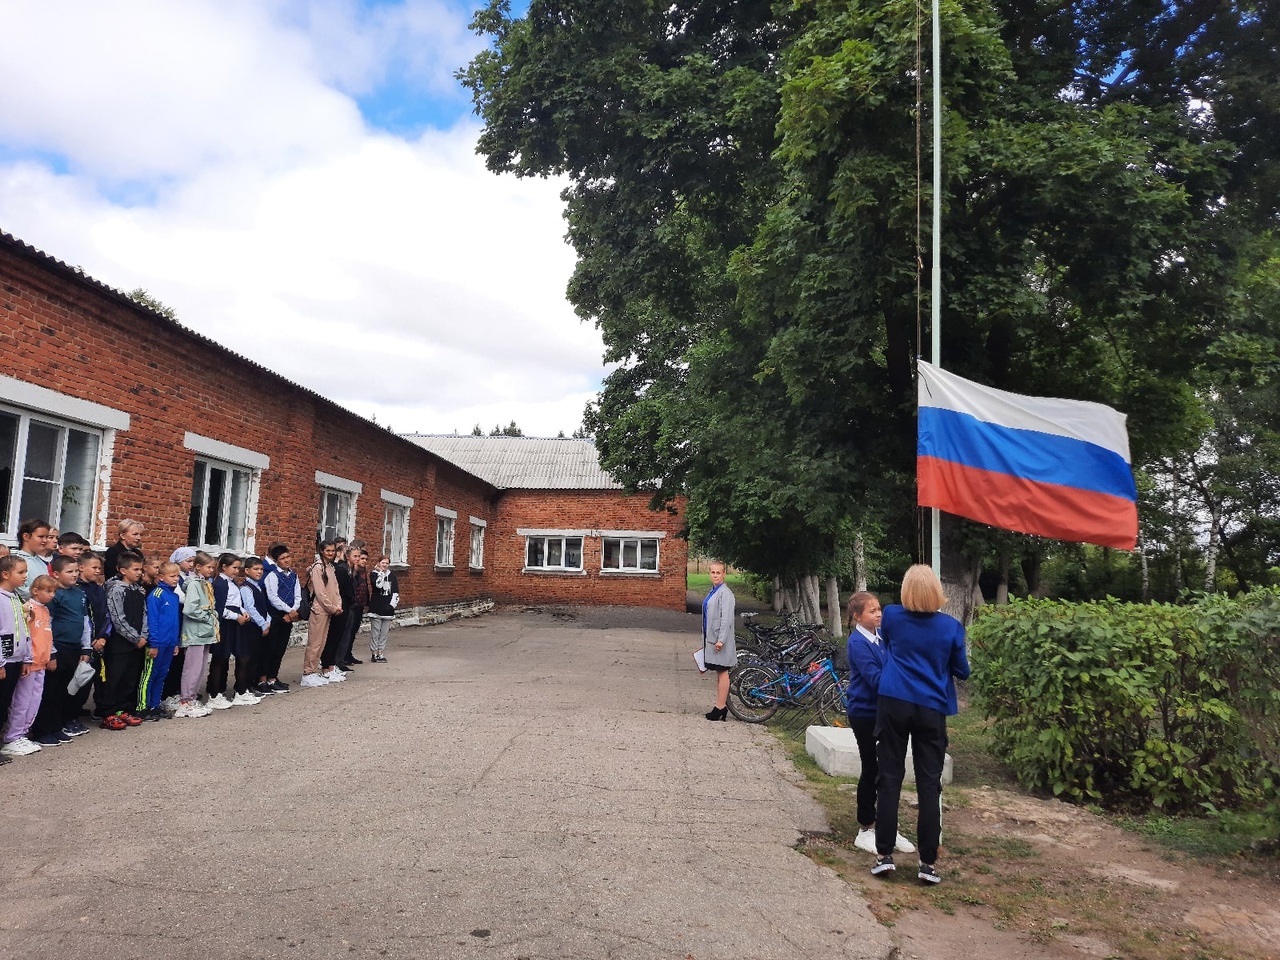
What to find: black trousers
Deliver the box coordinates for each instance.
[162,646,185,699]
[206,653,230,698]
[33,644,83,736]
[875,695,948,864]
[849,714,880,828]
[321,611,349,669]
[340,607,364,663]
[0,661,22,736]
[261,613,291,680]
[100,641,144,716]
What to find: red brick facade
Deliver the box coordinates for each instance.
[0,233,686,611]
[487,490,687,610]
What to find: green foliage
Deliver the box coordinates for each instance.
[970,591,1280,835]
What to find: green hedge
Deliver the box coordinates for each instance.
[969,590,1280,816]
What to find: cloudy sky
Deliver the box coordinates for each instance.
[0,0,604,437]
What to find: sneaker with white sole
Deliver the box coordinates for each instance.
[161,695,181,712]
[871,855,895,876]
[894,833,916,853]
[207,693,234,710]
[1,737,42,756]
[918,863,941,884]
[854,828,877,854]
[230,691,261,706]
[323,668,346,682]
[192,702,213,717]
[300,673,329,688]
[174,701,196,719]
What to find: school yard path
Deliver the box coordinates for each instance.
[1,605,893,960]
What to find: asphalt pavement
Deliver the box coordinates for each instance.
[1,605,894,960]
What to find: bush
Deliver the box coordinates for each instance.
[969,591,1280,828]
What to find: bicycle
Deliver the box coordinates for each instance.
[727,656,847,725]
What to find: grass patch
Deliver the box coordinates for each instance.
[1113,810,1275,860]
[687,571,754,595]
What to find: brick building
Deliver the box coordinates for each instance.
[407,436,687,610]
[0,230,685,614]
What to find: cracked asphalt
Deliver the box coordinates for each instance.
[1,605,893,960]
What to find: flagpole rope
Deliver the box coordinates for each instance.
[915,0,927,564]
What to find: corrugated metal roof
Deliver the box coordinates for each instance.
[404,435,622,490]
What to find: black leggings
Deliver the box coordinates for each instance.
[260,614,291,681]
[206,654,230,699]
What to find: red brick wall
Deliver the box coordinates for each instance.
[486,489,688,610]
[0,241,495,608]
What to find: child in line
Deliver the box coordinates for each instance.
[101,551,149,729]
[367,556,399,663]
[260,543,299,694]
[138,562,183,721]
[161,547,199,708]
[209,553,250,709]
[142,557,161,592]
[0,555,33,756]
[237,557,273,704]
[12,518,51,600]
[176,552,217,719]
[38,555,92,740]
[1,574,57,755]
[78,552,110,720]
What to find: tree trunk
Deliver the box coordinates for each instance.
[772,576,783,613]
[801,574,823,625]
[938,514,984,623]
[995,552,1010,605]
[1204,506,1220,591]
[853,533,867,592]
[1138,533,1150,603]
[825,575,842,637]
[1021,549,1044,598]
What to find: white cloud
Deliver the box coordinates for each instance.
[0,0,605,439]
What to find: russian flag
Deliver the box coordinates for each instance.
[917,360,1138,550]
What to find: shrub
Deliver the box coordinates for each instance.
[969,591,1280,826]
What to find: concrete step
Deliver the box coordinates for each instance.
[806,725,953,784]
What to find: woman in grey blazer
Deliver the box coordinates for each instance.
[703,560,736,720]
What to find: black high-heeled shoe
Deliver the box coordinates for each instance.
[705,706,728,721]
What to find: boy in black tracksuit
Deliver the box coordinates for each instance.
[102,553,148,725]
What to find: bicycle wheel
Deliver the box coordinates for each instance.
[815,678,849,727]
[727,664,780,723]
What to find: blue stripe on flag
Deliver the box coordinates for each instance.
[919,407,1137,502]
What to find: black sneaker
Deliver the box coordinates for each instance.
[254,682,276,696]
[871,855,895,876]
[55,729,75,743]
[347,656,363,664]
[918,863,941,884]
[271,680,290,693]
[143,709,163,722]
[0,753,12,765]
[337,664,353,673]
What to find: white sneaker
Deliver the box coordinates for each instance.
[230,691,257,706]
[894,833,916,853]
[854,828,877,854]
[300,673,329,688]
[207,693,234,710]
[161,695,181,712]
[324,668,346,682]
[1,737,41,756]
[192,702,213,717]
[174,701,195,718]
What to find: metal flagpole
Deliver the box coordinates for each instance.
[930,0,943,578]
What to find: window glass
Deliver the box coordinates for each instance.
[526,536,584,571]
[19,421,61,521]
[383,503,408,565]
[565,538,582,568]
[203,465,227,546]
[602,536,660,572]
[527,537,544,567]
[226,469,249,551]
[0,413,18,525]
[436,516,455,566]
[188,461,207,546]
[469,524,484,568]
[319,489,352,544]
[189,457,254,551]
[640,539,658,570]
[60,429,99,538]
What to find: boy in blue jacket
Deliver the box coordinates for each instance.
[138,562,182,720]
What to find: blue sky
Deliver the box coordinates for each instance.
[0,0,601,437]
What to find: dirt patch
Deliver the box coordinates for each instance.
[814,787,1280,960]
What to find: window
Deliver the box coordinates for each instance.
[0,408,102,541]
[469,517,486,570]
[188,458,252,552]
[319,489,354,543]
[602,536,660,572]
[316,471,361,545]
[435,507,456,567]
[525,535,584,571]
[383,503,408,565]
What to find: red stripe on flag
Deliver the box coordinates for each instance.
[918,456,1138,550]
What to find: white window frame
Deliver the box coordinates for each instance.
[184,434,267,555]
[0,379,127,545]
[469,516,486,570]
[435,505,456,568]
[601,531,664,573]
[519,528,587,573]
[317,471,361,545]
[381,489,414,567]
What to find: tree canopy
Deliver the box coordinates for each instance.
[462,0,1279,600]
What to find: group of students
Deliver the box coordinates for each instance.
[0,518,401,761]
